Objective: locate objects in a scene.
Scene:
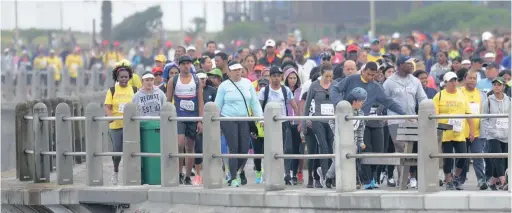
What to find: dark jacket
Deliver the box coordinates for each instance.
[258,55,282,67]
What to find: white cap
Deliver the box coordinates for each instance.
[392,32,400,39]
[214,50,220,54]
[142,73,155,79]
[249,44,255,50]
[484,52,496,58]
[218,43,225,50]
[363,43,370,48]
[333,44,345,52]
[196,73,207,79]
[482,31,493,41]
[461,60,471,65]
[265,39,276,47]
[186,46,196,52]
[443,72,458,82]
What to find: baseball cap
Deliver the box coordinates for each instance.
[346,44,359,52]
[228,61,244,70]
[187,46,196,52]
[265,39,276,48]
[196,72,207,79]
[333,44,346,52]
[152,66,163,74]
[484,52,496,58]
[396,55,415,67]
[461,60,471,65]
[178,55,193,65]
[207,68,223,78]
[269,66,283,75]
[141,71,155,80]
[471,55,482,63]
[443,72,458,82]
[482,31,493,41]
[483,62,500,69]
[154,54,166,62]
[370,39,379,45]
[258,78,269,86]
[492,77,505,85]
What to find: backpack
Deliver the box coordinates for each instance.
[261,85,288,116]
[109,86,137,97]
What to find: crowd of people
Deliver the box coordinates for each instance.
[6,30,510,191]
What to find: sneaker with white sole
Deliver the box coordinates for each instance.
[316,167,325,188]
[408,177,418,189]
[387,177,396,187]
[111,172,119,185]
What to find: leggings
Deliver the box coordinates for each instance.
[441,141,467,174]
[220,121,250,180]
[282,122,294,175]
[311,121,334,177]
[253,137,264,172]
[305,127,320,180]
[361,126,385,184]
[195,133,203,165]
[488,139,508,178]
[289,124,302,176]
[109,128,123,172]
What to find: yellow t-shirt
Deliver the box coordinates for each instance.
[367,54,382,63]
[65,54,83,78]
[461,87,481,138]
[104,85,136,129]
[33,56,48,70]
[46,56,62,81]
[129,73,142,89]
[103,52,120,67]
[433,89,472,142]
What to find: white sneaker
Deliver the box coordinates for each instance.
[380,172,386,184]
[387,177,396,187]
[408,177,418,189]
[316,167,325,188]
[111,172,119,185]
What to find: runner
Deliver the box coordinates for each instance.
[259,39,282,67]
[253,78,269,184]
[64,47,83,86]
[214,52,230,81]
[199,55,213,72]
[166,55,204,185]
[214,61,263,187]
[206,68,223,88]
[152,66,166,93]
[477,62,500,93]
[115,60,142,89]
[46,49,62,86]
[295,46,317,85]
[482,77,510,191]
[433,71,475,190]
[104,64,138,185]
[132,71,167,116]
[259,66,299,185]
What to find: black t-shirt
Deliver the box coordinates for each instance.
[222,73,229,81]
[203,86,217,103]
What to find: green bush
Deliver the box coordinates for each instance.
[216,22,269,41]
[111,5,163,41]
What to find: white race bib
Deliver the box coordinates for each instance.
[40,60,47,67]
[320,104,334,115]
[496,118,509,129]
[448,119,463,132]
[71,64,78,69]
[369,107,378,116]
[118,103,126,113]
[180,100,195,111]
[469,103,480,114]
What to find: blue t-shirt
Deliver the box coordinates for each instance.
[476,78,493,94]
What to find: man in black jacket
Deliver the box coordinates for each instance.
[259,39,282,67]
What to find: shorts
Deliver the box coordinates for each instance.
[178,121,197,139]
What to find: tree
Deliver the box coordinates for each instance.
[186,17,206,39]
[216,22,268,42]
[100,0,112,41]
[111,5,163,41]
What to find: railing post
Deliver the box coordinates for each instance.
[508,98,512,192]
[202,102,223,189]
[122,103,141,185]
[47,67,56,98]
[160,103,179,187]
[85,103,104,186]
[15,68,26,102]
[264,102,284,191]
[4,68,13,100]
[335,101,357,192]
[32,102,50,183]
[417,100,439,193]
[16,103,33,181]
[76,68,84,95]
[31,69,41,100]
[55,103,73,185]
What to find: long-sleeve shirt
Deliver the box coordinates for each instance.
[215,78,263,117]
[383,73,428,125]
[331,74,406,115]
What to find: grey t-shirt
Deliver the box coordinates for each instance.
[132,86,167,116]
[383,73,427,125]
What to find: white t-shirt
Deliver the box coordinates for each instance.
[259,86,294,116]
[297,59,317,86]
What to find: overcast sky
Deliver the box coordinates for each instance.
[1,0,225,32]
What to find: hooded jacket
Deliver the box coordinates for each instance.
[284,67,302,125]
[482,94,510,142]
[132,86,167,116]
[430,61,452,86]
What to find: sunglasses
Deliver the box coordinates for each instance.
[154,73,162,76]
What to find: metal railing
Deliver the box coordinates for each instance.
[15,100,512,193]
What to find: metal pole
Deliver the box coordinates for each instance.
[264,102,285,191]
[369,0,375,38]
[14,0,19,40]
[180,0,184,32]
[55,103,73,185]
[32,103,50,183]
[85,103,104,186]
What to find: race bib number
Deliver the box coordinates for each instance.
[71,64,78,69]
[40,60,47,67]
[496,118,508,129]
[180,100,195,111]
[118,103,126,113]
[369,107,378,116]
[469,103,480,114]
[448,119,463,132]
[320,104,334,115]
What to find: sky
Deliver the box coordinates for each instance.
[1,0,225,33]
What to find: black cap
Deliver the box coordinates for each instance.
[471,55,482,63]
[269,66,283,75]
[364,62,379,71]
[483,62,500,69]
[178,55,192,65]
[258,78,269,86]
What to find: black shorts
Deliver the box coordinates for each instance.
[178,121,197,139]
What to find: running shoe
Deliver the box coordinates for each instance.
[284,174,292,185]
[297,172,304,184]
[179,173,184,184]
[229,178,241,187]
[255,171,263,184]
[111,172,119,186]
[307,177,314,188]
[453,176,463,190]
[477,179,488,190]
[240,171,247,185]
[408,177,418,189]
[193,175,203,185]
[379,172,386,185]
[363,183,373,190]
[325,178,334,189]
[501,184,508,191]
[445,181,456,190]
[370,179,379,189]
[490,184,498,191]
[316,167,325,187]
[291,176,298,185]
[314,179,323,188]
[224,173,231,184]
[387,178,396,187]
[184,176,192,185]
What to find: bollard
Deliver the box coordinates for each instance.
[202,102,223,189]
[264,102,284,191]
[122,103,141,186]
[32,102,50,183]
[55,103,74,185]
[85,103,104,186]
[15,103,33,181]
[47,67,56,98]
[15,68,26,102]
[335,101,357,192]
[160,103,180,187]
[417,100,439,193]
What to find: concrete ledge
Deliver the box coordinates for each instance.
[381,191,424,210]
[78,186,148,204]
[424,191,469,210]
[199,189,231,206]
[469,192,512,210]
